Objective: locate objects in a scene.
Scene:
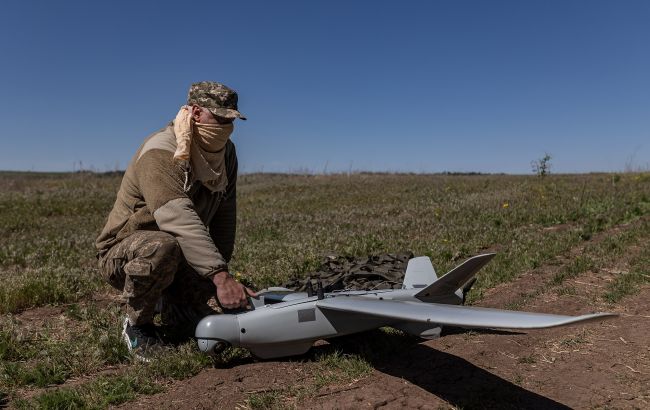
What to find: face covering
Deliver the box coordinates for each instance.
[172,106,234,192]
[193,122,233,152]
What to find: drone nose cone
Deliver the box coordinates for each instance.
[195,314,241,346]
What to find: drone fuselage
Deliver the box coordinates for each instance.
[196,288,446,359]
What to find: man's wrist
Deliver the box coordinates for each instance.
[212,270,231,286]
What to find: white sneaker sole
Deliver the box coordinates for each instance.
[121,316,151,363]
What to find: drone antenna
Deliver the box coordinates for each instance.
[316,280,325,300]
[306,279,314,297]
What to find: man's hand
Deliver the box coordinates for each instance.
[212,271,257,310]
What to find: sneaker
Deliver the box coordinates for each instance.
[122,317,166,362]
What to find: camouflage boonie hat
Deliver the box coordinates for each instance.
[187,81,246,120]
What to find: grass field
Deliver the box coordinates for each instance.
[1,171,649,408]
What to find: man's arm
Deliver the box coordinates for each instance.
[134,149,229,276]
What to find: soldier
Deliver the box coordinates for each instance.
[96,81,255,361]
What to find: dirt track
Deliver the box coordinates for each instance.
[117,226,650,409]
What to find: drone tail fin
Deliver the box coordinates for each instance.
[402,256,438,289]
[414,253,496,303]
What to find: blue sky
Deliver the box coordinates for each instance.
[1,0,648,174]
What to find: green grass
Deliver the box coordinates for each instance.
[1,171,649,407]
[2,172,649,305]
[210,346,251,367]
[0,268,102,315]
[551,255,596,285]
[13,343,209,408]
[560,330,590,348]
[0,323,25,362]
[313,350,372,384]
[604,245,650,303]
[145,343,213,380]
[15,373,163,409]
[244,350,373,408]
[0,174,113,314]
[604,271,649,303]
[247,389,288,410]
[517,354,537,364]
[504,217,649,308]
[555,285,577,296]
[0,305,131,389]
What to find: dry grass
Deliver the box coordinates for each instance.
[1,171,649,408]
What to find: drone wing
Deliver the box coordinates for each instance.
[317,297,616,329]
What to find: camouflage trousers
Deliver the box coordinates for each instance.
[98,231,217,335]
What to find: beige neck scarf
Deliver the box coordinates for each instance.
[173,106,234,193]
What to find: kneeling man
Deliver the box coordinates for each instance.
[96,81,255,361]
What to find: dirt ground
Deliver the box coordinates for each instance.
[110,236,650,409]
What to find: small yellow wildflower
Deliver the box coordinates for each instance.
[502,202,509,209]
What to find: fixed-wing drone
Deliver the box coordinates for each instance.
[196,253,616,359]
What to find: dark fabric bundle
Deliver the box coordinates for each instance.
[283,252,414,292]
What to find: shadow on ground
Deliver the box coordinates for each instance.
[312,330,570,410]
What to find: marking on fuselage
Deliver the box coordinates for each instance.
[298,308,316,322]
